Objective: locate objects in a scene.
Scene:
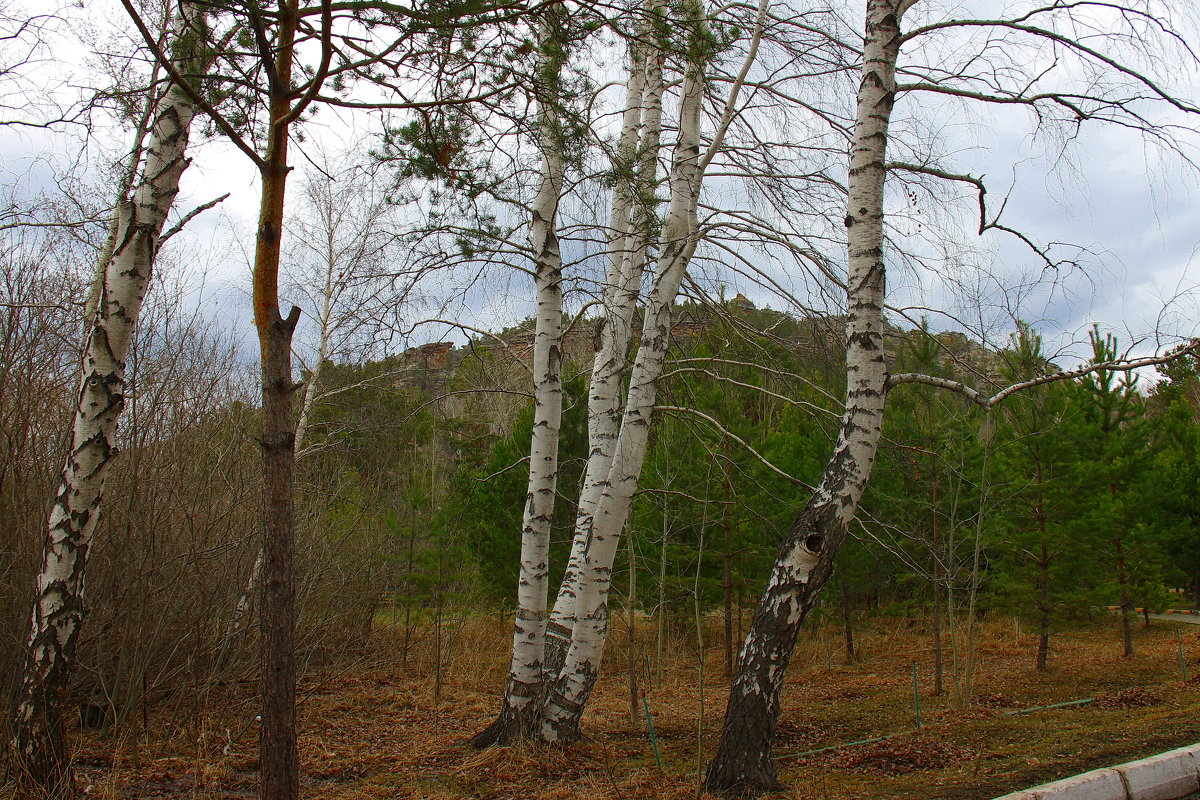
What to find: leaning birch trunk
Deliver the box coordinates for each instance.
[539,0,771,738]
[538,40,704,743]
[544,22,663,668]
[470,9,566,747]
[8,7,203,795]
[704,0,904,794]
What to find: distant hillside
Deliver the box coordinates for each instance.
[366,300,1014,436]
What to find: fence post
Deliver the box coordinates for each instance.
[1179,629,1189,680]
[913,661,921,729]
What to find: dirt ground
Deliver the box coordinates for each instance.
[35,613,1200,799]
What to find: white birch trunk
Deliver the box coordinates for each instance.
[472,8,567,747]
[9,5,203,791]
[705,1,903,793]
[545,11,665,667]
[539,0,774,736]
[539,39,704,741]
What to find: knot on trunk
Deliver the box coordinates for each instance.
[260,432,296,453]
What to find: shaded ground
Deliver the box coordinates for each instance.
[14,614,1200,799]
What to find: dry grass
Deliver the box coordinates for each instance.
[13,613,1200,799]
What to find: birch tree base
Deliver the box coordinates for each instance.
[9,697,74,799]
[703,747,783,798]
[470,691,542,748]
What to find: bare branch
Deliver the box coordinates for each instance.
[659,366,839,417]
[887,341,1200,408]
[474,455,531,483]
[655,405,812,488]
[698,0,769,176]
[160,193,230,243]
[885,160,1067,270]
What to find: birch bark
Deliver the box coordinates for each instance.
[539,33,704,742]
[539,0,772,738]
[471,6,567,746]
[704,0,905,793]
[8,5,204,795]
[544,19,663,668]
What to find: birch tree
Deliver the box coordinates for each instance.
[541,1,666,679]
[473,0,671,745]
[535,0,785,741]
[705,4,902,791]
[705,0,1200,793]
[471,1,569,745]
[472,0,842,743]
[538,22,706,737]
[8,3,209,794]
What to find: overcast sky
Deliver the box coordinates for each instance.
[4,0,1199,377]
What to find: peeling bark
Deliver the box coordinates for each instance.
[705,0,902,794]
[8,6,204,796]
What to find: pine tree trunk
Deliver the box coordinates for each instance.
[704,1,901,793]
[932,576,944,695]
[8,8,202,793]
[932,471,943,695]
[217,156,347,677]
[472,12,566,745]
[255,4,302,797]
[656,512,668,688]
[259,305,300,800]
[1115,524,1134,656]
[723,459,734,677]
[1037,581,1050,671]
[1036,483,1050,671]
[1106,413,1134,657]
[627,534,640,723]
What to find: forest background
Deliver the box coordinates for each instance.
[2,0,1200,797]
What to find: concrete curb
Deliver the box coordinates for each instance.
[1103,607,1200,615]
[993,744,1200,800]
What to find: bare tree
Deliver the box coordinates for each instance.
[542,0,665,680]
